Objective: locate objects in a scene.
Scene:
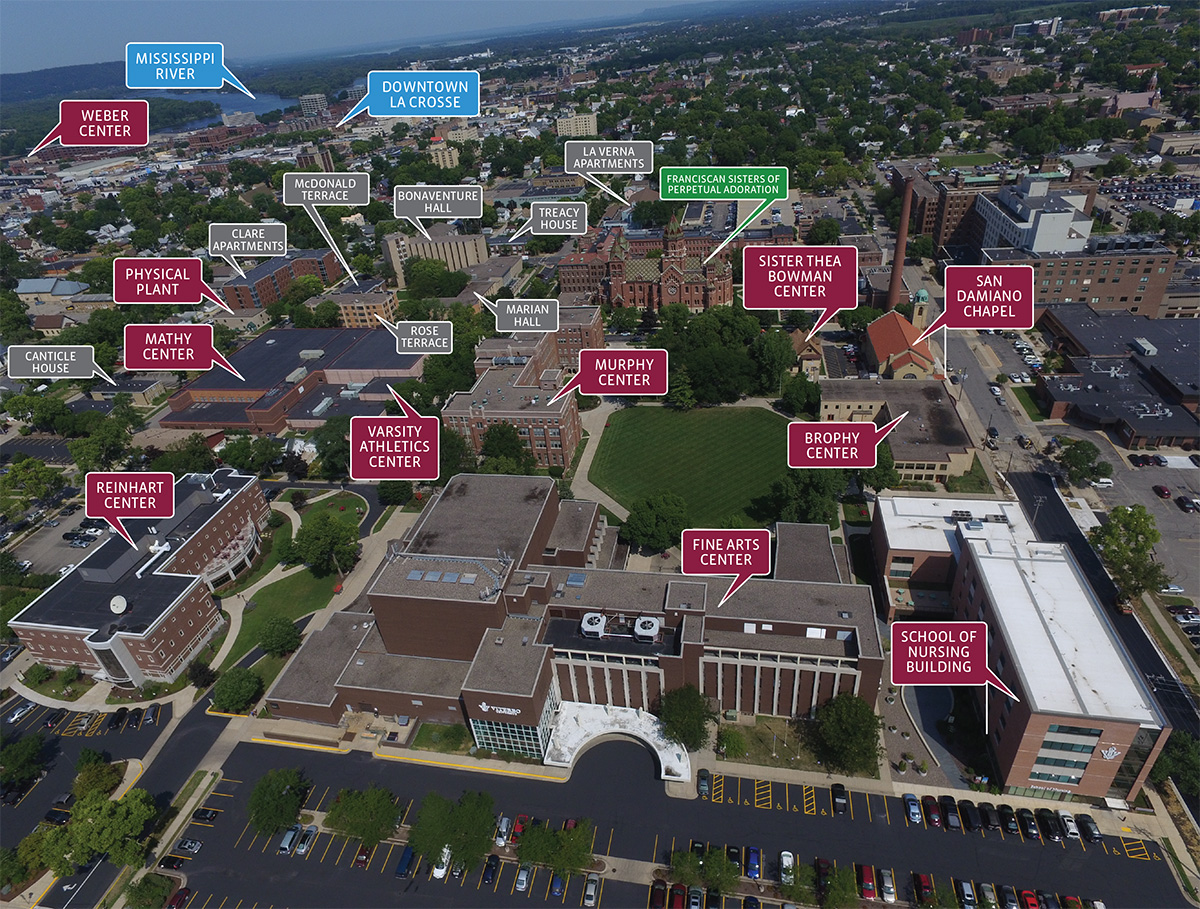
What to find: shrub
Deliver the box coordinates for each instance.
[24,663,52,686]
[59,664,80,686]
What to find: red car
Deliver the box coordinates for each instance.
[1153,485,1172,498]
[650,880,668,909]
[922,795,941,827]
[512,814,528,844]
[167,889,191,909]
[1018,891,1039,909]
[669,882,687,908]
[353,844,371,869]
[914,874,934,906]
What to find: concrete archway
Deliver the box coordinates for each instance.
[543,702,691,781]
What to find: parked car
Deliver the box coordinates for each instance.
[192,808,219,824]
[697,768,710,796]
[296,825,318,855]
[6,700,35,724]
[978,801,1002,830]
[957,878,978,909]
[980,883,999,909]
[914,873,934,905]
[1057,809,1081,839]
[779,851,794,885]
[745,846,761,879]
[584,872,600,907]
[511,814,528,844]
[939,795,962,830]
[1037,890,1062,909]
[167,888,191,909]
[831,783,848,814]
[43,708,67,729]
[353,845,371,869]
[858,864,876,900]
[958,799,983,831]
[1076,813,1103,843]
[879,867,897,903]
[997,804,1020,835]
[516,863,533,893]
[903,793,922,824]
[922,795,941,827]
[670,883,687,909]
[999,884,1021,909]
[1153,485,1172,498]
[127,707,143,729]
[649,879,667,909]
[106,707,128,730]
[1036,808,1064,841]
[1017,807,1040,839]
[1019,890,1040,909]
[158,855,185,870]
[176,839,202,854]
[482,853,500,885]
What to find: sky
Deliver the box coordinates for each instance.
[0,0,730,74]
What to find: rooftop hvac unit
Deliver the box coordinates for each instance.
[312,397,333,417]
[951,509,973,521]
[285,366,309,383]
[634,617,660,642]
[299,349,325,360]
[1132,337,1158,357]
[581,613,605,638]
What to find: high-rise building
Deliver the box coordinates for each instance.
[221,110,258,128]
[429,142,460,170]
[296,145,334,172]
[299,93,329,116]
[555,113,598,137]
[382,224,489,281]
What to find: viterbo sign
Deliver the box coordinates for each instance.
[476,702,521,716]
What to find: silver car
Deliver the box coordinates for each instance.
[6,701,35,724]
[515,863,532,892]
[296,825,318,855]
[584,872,600,907]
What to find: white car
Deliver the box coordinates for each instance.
[59,564,75,577]
[1020,372,1032,383]
[1057,809,1080,839]
[880,867,897,903]
[6,701,35,724]
[989,385,1002,397]
[584,873,600,907]
[1009,373,1022,384]
[432,845,451,879]
[1161,584,1186,595]
[780,850,794,885]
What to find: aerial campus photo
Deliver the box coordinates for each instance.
[0,1,1199,908]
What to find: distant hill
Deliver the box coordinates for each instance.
[1,60,126,104]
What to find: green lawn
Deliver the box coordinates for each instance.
[219,569,339,670]
[937,152,1001,167]
[589,407,790,528]
[218,524,292,596]
[1010,386,1046,422]
[945,454,993,494]
[302,492,366,530]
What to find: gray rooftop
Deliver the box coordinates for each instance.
[819,381,972,460]
[774,523,843,584]
[405,474,555,565]
[338,624,471,698]
[546,500,598,554]
[462,610,551,697]
[267,611,376,706]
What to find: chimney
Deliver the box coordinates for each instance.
[886,177,914,312]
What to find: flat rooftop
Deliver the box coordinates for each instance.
[369,554,509,602]
[404,474,555,564]
[462,610,550,697]
[267,611,376,706]
[442,366,572,417]
[1042,363,1200,436]
[819,381,972,461]
[967,536,1161,724]
[223,249,333,288]
[11,470,254,640]
[287,388,385,422]
[773,523,843,583]
[875,494,1032,556]
[546,500,598,554]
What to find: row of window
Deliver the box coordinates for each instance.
[1029,770,1083,784]
[1035,755,1090,770]
[1041,739,1096,754]
[1048,724,1103,737]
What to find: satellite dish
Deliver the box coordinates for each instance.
[109,596,127,615]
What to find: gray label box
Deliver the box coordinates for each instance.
[564,140,654,175]
[526,201,588,235]
[282,172,370,206]
[9,345,102,381]
[495,299,559,333]
[208,222,287,257]
[391,321,453,355]
[393,185,483,220]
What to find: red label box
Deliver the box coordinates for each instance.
[890,621,1018,698]
[681,529,772,606]
[31,100,150,155]
[743,245,859,336]
[787,414,907,469]
[85,471,175,548]
[349,392,440,482]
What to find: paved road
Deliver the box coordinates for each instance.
[1008,470,1200,742]
[167,741,1179,909]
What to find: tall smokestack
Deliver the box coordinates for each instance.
[886,177,914,312]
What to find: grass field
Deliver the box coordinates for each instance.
[219,569,339,670]
[937,152,1002,167]
[1010,386,1046,422]
[589,407,790,528]
[301,492,365,530]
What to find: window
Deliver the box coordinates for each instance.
[889,557,915,579]
[1048,724,1102,736]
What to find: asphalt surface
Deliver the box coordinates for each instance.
[1008,470,1200,743]
[165,740,1180,909]
[32,702,228,909]
[8,507,107,575]
[0,435,73,466]
[0,699,173,851]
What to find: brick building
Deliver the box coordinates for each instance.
[10,470,268,688]
[221,249,344,310]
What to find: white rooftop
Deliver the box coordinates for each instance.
[876,495,1032,560]
[966,536,1160,724]
[543,702,690,781]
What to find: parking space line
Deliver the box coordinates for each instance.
[754,779,771,810]
[262,831,274,853]
[884,796,890,825]
[233,822,251,848]
[217,898,227,908]
[320,833,337,862]
[528,866,538,898]
[379,843,393,873]
[335,836,351,866]
[828,788,834,815]
[211,791,234,797]
[597,878,605,907]
[305,832,323,860]
[305,785,326,810]
[605,828,613,855]
[1123,837,1151,860]
[184,891,198,907]
[848,791,854,820]
[651,834,658,863]
[711,773,724,804]
[865,792,872,822]
[245,831,259,852]
[200,894,212,908]
[803,786,816,815]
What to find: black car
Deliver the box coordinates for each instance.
[691,839,706,865]
[192,808,220,823]
[127,707,144,730]
[62,532,86,541]
[43,807,72,826]
[998,803,1020,835]
[1036,808,1064,842]
[831,783,848,814]
[43,708,67,729]
[144,703,162,726]
[978,802,1002,831]
[939,795,961,830]
[726,845,740,868]
[158,855,185,871]
[1076,813,1103,844]
[958,799,983,832]
[482,853,499,885]
[106,707,128,730]
[1017,807,1040,840]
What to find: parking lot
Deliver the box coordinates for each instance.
[8,505,107,575]
[156,741,1182,909]
[0,696,172,850]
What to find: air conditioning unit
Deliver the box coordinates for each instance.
[581,613,605,638]
[634,617,661,642]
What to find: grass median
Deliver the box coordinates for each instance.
[219,569,340,670]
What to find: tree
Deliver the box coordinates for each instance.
[1088,505,1171,602]
[38,788,156,876]
[0,847,26,890]
[808,693,884,775]
[837,306,884,334]
[60,664,80,686]
[656,684,717,752]
[292,511,359,576]
[247,767,305,835]
[290,489,309,510]
[409,790,495,874]
[0,296,36,344]
[377,480,413,506]
[480,422,531,464]
[1058,439,1111,486]
[752,329,797,395]
[554,819,595,876]
[907,234,936,260]
[768,469,847,525]
[702,846,742,894]
[24,662,52,686]
[1128,209,1162,234]
[670,849,704,887]
[608,306,639,333]
[125,873,175,909]
[324,785,398,847]
[187,660,217,690]
[211,666,263,713]
[150,433,217,477]
[1149,731,1199,798]
[314,415,352,479]
[408,792,455,862]
[860,442,900,492]
[259,616,302,657]
[76,748,105,771]
[622,491,689,552]
[516,822,557,866]
[72,761,123,799]
[781,372,820,416]
[666,367,697,412]
[807,217,841,245]
[823,865,860,909]
[716,726,746,758]
[312,298,342,328]
[0,732,45,784]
